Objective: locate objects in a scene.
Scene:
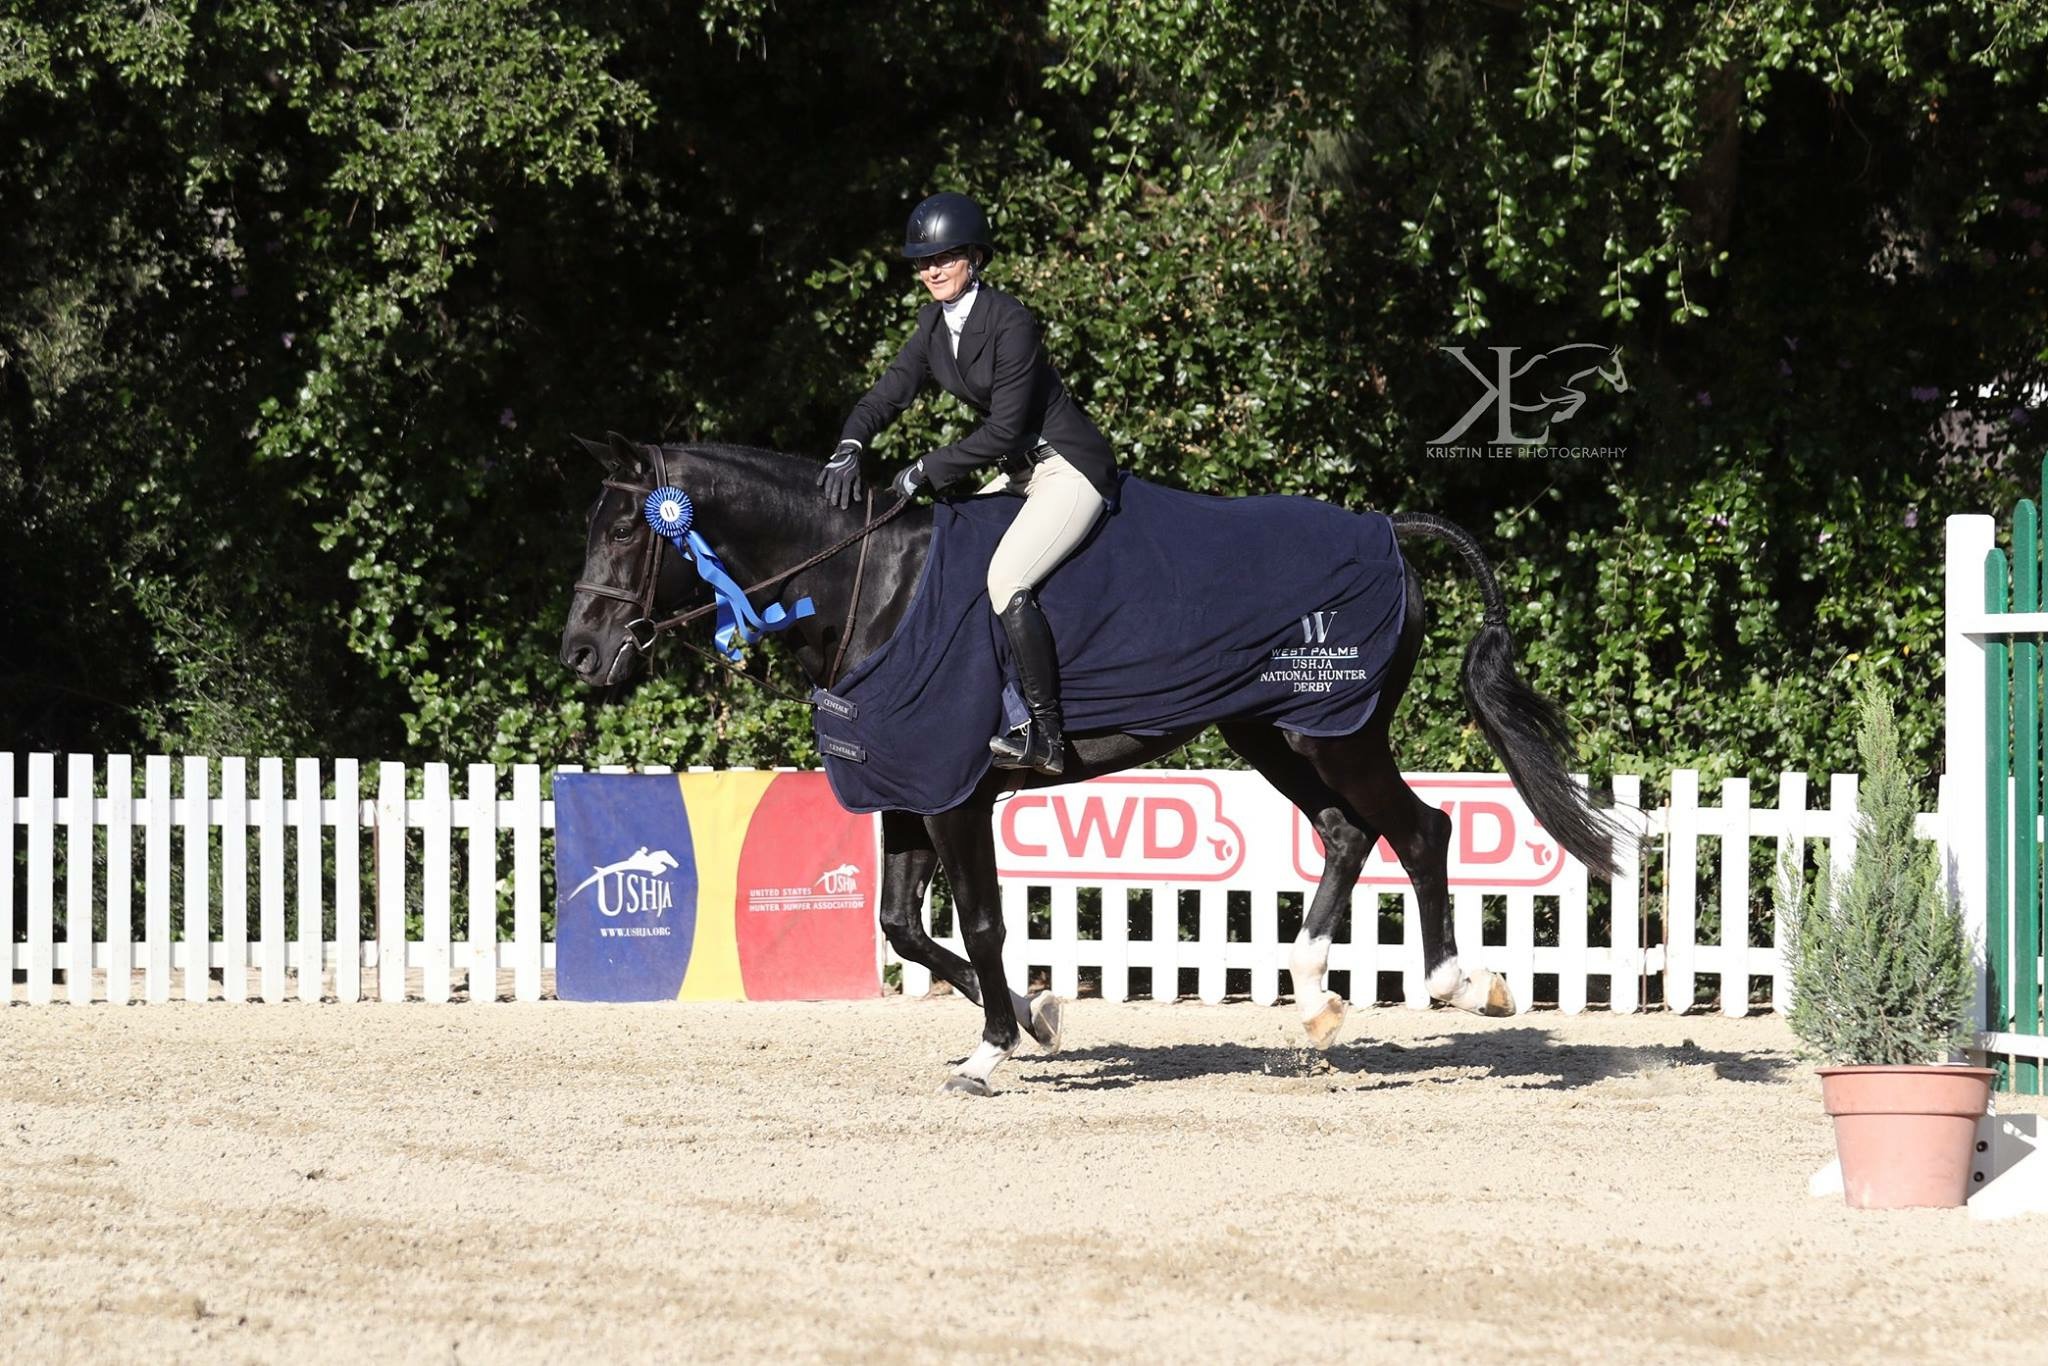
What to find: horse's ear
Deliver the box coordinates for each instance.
[605,430,649,479]
[573,432,628,477]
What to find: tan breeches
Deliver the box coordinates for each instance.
[977,452,1106,607]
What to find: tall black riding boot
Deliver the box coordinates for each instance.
[988,589,1066,777]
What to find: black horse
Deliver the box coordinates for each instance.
[561,435,1620,1094]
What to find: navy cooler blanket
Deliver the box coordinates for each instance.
[815,476,1407,814]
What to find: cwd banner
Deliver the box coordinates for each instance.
[554,771,880,1003]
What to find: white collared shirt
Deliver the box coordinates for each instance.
[941,283,979,357]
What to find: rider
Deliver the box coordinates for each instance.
[818,192,1118,778]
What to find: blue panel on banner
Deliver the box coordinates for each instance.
[554,774,698,1001]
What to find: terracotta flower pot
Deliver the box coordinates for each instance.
[1818,1064,1996,1209]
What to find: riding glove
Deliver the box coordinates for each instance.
[817,439,864,509]
[891,460,929,500]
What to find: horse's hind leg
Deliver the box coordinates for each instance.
[1280,557,1510,1016]
[1220,722,1375,1049]
[880,810,1061,1049]
[1289,729,1513,1017]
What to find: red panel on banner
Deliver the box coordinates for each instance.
[734,772,880,999]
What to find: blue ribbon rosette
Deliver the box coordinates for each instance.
[642,487,813,661]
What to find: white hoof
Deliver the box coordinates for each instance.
[1027,992,1065,1054]
[941,1074,994,1098]
[1302,991,1348,1051]
[1441,970,1515,1017]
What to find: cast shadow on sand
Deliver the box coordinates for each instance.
[1022,1025,1795,1093]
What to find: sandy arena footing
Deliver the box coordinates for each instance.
[4,1000,2046,1363]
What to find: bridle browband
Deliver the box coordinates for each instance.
[571,442,912,691]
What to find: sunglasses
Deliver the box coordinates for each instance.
[915,249,969,272]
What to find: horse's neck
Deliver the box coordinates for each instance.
[670,445,934,688]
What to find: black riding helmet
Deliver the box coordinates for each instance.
[903,192,994,263]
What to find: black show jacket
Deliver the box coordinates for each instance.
[838,286,1119,504]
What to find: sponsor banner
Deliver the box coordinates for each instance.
[554,775,699,1002]
[554,771,878,1002]
[735,772,880,1000]
[996,775,1246,882]
[1291,773,1566,889]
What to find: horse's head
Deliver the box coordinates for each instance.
[559,432,703,687]
[561,435,926,693]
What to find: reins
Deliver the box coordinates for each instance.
[829,489,883,686]
[572,443,912,697]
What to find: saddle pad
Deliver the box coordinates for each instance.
[814,475,1407,814]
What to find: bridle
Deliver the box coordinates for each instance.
[572,442,912,691]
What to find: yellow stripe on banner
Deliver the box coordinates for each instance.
[676,771,775,1001]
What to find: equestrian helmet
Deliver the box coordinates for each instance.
[903,192,994,263]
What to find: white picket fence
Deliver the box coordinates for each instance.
[906,769,1942,1015]
[1,750,1942,1011]
[1,754,546,1005]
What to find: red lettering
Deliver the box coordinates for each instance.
[1002,795,1049,858]
[1142,798,1197,859]
[1055,796,1136,858]
[1459,801,1514,864]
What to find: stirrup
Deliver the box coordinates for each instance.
[989,722,1064,777]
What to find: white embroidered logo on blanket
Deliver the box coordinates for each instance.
[1262,611,1371,694]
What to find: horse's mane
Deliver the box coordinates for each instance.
[658,441,821,496]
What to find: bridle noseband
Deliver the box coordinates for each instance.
[571,442,911,691]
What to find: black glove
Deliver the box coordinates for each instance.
[891,460,929,500]
[816,439,864,509]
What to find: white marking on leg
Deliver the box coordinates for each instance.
[1426,958,1463,1001]
[1289,932,1333,1023]
[955,1039,1013,1086]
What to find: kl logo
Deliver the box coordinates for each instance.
[813,863,859,894]
[569,846,678,917]
[1432,344,1627,446]
[1301,610,1338,644]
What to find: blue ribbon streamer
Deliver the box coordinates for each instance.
[642,487,813,661]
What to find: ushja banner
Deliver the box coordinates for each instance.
[553,772,879,1002]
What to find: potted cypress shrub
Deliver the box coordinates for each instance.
[1777,678,1992,1209]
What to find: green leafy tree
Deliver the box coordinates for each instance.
[2,0,2045,789]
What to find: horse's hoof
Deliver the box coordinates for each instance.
[1028,992,1065,1054]
[1444,970,1516,1017]
[1302,991,1348,1051]
[941,1074,994,1098]
[1482,973,1515,1016]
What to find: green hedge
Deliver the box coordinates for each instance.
[3,1,2043,791]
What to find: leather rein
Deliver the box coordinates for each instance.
[571,443,912,692]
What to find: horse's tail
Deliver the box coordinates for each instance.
[1389,512,1622,880]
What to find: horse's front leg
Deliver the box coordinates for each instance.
[878,809,982,1001]
[922,803,1054,1096]
[880,811,1061,1053]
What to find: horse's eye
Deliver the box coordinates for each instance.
[607,521,638,544]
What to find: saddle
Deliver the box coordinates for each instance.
[812,474,1408,814]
